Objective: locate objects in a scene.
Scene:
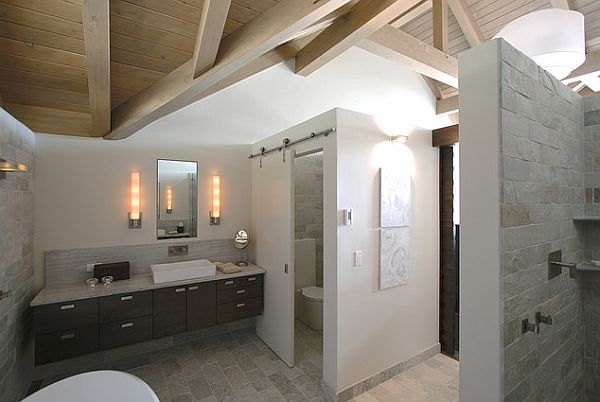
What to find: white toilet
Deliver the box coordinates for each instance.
[22,371,159,402]
[300,286,323,330]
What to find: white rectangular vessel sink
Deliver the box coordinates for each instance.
[151,259,216,284]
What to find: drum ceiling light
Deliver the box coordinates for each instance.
[494,9,586,80]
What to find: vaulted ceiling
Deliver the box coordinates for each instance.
[0,0,598,139]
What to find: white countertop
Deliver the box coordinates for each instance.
[31,264,265,307]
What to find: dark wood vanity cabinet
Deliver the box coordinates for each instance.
[187,282,216,331]
[34,298,100,365]
[99,290,153,350]
[216,274,263,324]
[33,273,263,365]
[152,285,187,338]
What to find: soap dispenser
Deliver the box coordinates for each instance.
[177,222,184,234]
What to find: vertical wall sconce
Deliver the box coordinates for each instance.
[210,175,221,225]
[129,171,142,229]
[0,158,28,180]
[166,186,173,214]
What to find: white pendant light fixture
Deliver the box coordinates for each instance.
[494,9,586,80]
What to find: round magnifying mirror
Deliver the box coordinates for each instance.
[233,229,250,266]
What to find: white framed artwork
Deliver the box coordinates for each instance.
[379,227,410,290]
[380,168,411,228]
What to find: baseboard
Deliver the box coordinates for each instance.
[328,343,441,402]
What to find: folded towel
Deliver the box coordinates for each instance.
[216,262,242,274]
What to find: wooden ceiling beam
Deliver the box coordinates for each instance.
[294,0,420,76]
[432,0,448,52]
[436,94,458,115]
[447,0,484,47]
[423,76,442,99]
[82,0,111,137]
[106,0,352,140]
[358,25,458,87]
[390,0,431,28]
[192,0,232,78]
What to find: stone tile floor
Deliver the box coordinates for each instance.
[38,320,458,402]
[348,353,459,402]
[128,320,325,401]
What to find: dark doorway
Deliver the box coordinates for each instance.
[435,126,459,359]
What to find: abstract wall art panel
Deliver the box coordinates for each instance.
[380,227,410,289]
[380,168,411,227]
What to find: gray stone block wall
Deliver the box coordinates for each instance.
[499,41,585,402]
[582,94,600,402]
[0,108,35,401]
[294,152,324,287]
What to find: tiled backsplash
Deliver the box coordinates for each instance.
[45,239,241,286]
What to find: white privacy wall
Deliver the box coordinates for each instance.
[335,109,439,391]
[458,40,503,402]
[34,134,252,290]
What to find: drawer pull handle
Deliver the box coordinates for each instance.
[60,304,75,310]
[236,289,246,294]
[188,286,199,291]
[247,277,257,282]
[225,280,234,285]
[60,333,75,340]
[121,322,134,329]
[175,288,186,293]
[237,303,246,308]
[121,295,134,301]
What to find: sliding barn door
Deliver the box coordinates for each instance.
[252,149,295,366]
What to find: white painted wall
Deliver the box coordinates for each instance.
[335,109,439,391]
[250,108,439,394]
[34,134,252,290]
[458,40,503,402]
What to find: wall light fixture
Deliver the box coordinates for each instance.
[0,158,28,180]
[166,186,173,214]
[129,171,142,229]
[210,175,220,225]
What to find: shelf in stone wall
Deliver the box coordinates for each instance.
[572,216,600,222]
[577,263,600,273]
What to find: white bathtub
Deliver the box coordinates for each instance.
[22,371,159,402]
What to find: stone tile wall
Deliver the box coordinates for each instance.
[582,94,600,401]
[0,108,35,401]
[294,152,324,287]
[499,41,585,401]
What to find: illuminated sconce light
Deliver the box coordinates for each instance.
[210,175,220,225]
[129,171,142,229]
[166,187,173,214]
[0,158,28,180]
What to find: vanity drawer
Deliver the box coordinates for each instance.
[217,278,240,289]
[216,274,263,290]
[217,297,262,324]
[34,299,98,335]
[100,315,152,350]
[217,285,262,304]
[35,325,99,365]
[240,275,263,287]
[99,291,152,323]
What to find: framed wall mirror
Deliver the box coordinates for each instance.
[157,159,198,240]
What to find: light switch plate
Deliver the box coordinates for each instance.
[354,251,363,266]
